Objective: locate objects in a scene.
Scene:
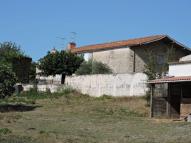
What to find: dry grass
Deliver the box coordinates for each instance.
[0,92,191,143]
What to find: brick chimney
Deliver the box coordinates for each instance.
[67,42,76,51]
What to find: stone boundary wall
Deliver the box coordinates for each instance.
[22,84,62,93]
[65,73,148,97]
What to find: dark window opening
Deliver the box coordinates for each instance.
[182,83,191,98]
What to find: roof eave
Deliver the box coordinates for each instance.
[165,35,191,52]
[149,80,191,84]
[71,35,191,54]
[71,45,130,54]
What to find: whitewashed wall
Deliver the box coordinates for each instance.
[22,84,62,93]
[169,63,191,76]
[22,74,62,93]
[36,74,62,84]
[65,73,148,97]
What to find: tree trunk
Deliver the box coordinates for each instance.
[61,74,65,84]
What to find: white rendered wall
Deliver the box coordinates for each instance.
[169,63,191,76]
[65,73,148,97]
[22,84,61,93]
[23,73,148,96]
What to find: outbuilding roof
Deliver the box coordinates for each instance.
[149,76,191,84]
[71,35,191,53]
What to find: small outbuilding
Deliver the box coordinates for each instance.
[149,76,191,119]
[149,56,191,119]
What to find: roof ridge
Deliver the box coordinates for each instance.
[77,34,166,48]
[71,34,190,53]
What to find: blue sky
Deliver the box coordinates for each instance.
[0,0,191,61]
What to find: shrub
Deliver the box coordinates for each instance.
[75,60,112,75]
[0,128,12,135]
[57,86,77,94]
[0,64,17,99]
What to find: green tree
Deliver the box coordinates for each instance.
[75,60,112,75]
[0,64,17,98]
[38,50,84,83]
[0,42,24,65]
[0,42,33,83]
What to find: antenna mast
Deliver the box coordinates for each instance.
[70,32,77,43]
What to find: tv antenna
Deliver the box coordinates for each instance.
[70,32,77,43]
[56,36,66,50]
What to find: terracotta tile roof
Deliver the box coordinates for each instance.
[71,35,166,53]
[149,76,191,84]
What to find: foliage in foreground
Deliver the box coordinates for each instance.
[75,60,112,75]
[0,42,25,65]
[0,64,17,99]
[0,41,34,83]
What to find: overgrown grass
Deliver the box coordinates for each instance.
[0,87,78,106]
[0,136,37,143]
[1,90,190,143]
[0,128,12,135]
[19,87,78,100]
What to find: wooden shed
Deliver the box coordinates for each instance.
[149,76,191,119]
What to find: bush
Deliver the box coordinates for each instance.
[57,86,77,94]
[0,64,17,99]
[75,60,112,75]
[0,128,12,135]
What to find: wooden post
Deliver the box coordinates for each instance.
[150,84,154,118]
[167,83,170,117]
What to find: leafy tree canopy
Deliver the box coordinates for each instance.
[0,64,17,98]
[0,42,25,65]
[0,42,33,83]
[38,50,84,76]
